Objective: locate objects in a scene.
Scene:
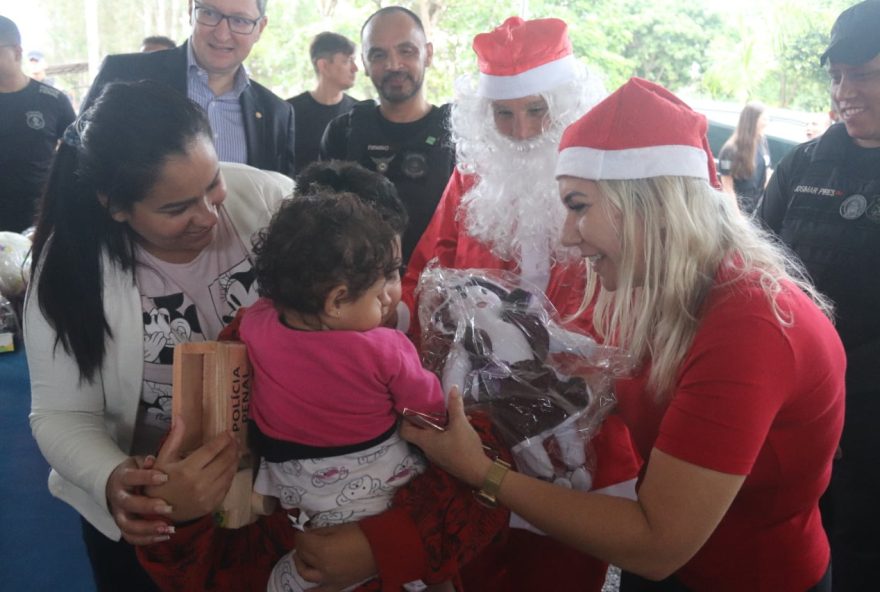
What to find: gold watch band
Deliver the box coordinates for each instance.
[474,458,511,508]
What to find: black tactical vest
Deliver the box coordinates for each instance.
[343,101,455,263]
[772,124,880,391]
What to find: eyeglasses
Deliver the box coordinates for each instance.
[193,3,263,35]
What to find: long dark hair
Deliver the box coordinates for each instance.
[31,80,212,381]
[721,101,766,180]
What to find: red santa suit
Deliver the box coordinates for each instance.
[402,169,595,339]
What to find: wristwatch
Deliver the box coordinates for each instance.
[474,457,511,508]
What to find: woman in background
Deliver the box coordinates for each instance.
[718,101,771,213]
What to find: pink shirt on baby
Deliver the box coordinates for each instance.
[240,298,446,447]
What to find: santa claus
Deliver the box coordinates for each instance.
[400,16,606,337]
[402,17,642,592]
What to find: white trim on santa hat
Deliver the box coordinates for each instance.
[556,144,710,181]
[477,54,578,100]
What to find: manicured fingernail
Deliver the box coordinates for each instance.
[154,535,170,543]
[152,473,168,484]
[145,455,156,464]
[159,525,175,535]
[155,503,173,514]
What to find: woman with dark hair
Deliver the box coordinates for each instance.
[26,80,293,590]
[718,101,771,213]
[27,84,504,590]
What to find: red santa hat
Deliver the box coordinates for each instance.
[473,16,578,100]
[556,77,719,187]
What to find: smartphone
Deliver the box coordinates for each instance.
[401,408,448,431]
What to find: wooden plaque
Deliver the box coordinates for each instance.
[172,341,275,528]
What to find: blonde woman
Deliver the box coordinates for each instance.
[403,78,844,592]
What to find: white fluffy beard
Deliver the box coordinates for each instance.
[459,121,577,266]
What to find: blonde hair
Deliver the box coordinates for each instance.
[584,176,833,400]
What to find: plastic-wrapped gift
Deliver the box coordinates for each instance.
[0,296,16,352]
[0,231,31,300]
[417,266,634,490]
[0,231,31,352]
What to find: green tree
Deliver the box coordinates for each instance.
[620,0,723,91]
[763,0,845,110]
[19,0,860,113]
[700,0,851,108]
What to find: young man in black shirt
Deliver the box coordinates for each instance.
[288,32,358,175]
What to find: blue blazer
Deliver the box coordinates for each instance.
[81,42,295,177]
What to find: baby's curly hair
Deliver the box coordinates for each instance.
[252,191,398,314]
[296,160,408,235]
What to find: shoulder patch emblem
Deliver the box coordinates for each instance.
[37,84,61,98]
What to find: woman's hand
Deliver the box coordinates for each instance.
[106,455,174,545]
[293,523,377,591]
[400,388,493,488]
[145,416,240,523]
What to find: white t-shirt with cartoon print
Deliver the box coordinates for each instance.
[130,207,256,455]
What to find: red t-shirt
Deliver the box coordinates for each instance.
[615,272,845,591]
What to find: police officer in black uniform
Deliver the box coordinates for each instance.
[0,16,75,233]
[319,6,454,263]
[755,3,880,590]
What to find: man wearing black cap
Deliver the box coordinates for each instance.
[0,15,75,233]
[755,2,880,590]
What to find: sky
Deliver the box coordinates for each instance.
[0,2,50,53]
[0,0,776,51]
[0,0,853,58]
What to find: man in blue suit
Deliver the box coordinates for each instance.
[83,0,295,177]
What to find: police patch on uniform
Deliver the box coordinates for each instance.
[866,198,880,224]
[400,151,427,179]
[839,194,867,220]
[26,111,46,130]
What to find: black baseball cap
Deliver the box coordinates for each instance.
[821,1,880,65]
